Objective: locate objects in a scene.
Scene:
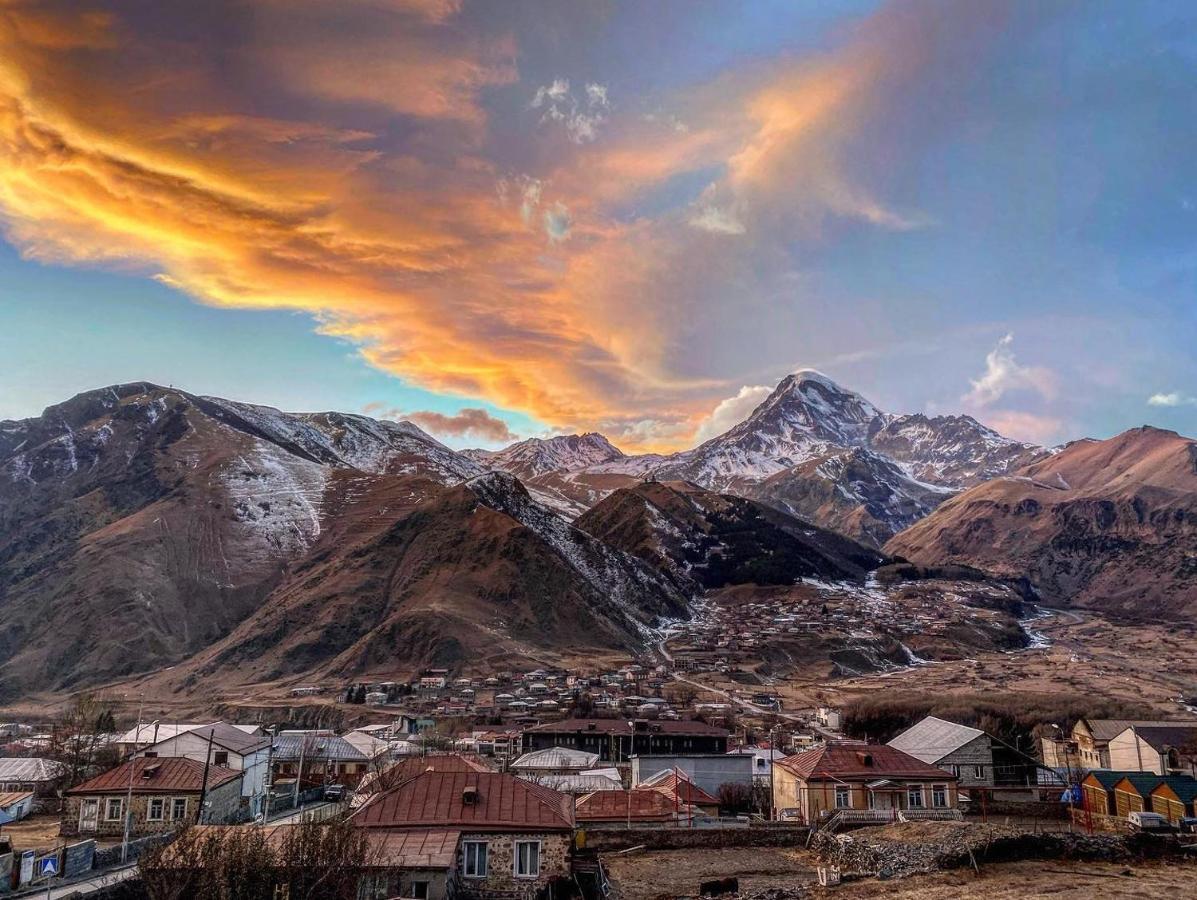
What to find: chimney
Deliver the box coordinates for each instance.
[856,752,873,767]
[462,786,479,805]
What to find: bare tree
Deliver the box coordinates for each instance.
[50,693,120,789]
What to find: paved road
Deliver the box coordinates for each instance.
[12,864,137,898]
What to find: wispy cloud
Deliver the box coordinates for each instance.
[379,406,517,442]
[531,78,611,144]
[962,334,1057,408]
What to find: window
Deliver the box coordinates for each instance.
[213,751,229,766]
[409,881,429,899]
[834,785,851,809]
[147,798,165,821]
[515,840,541,879]
[973,765,985,780]
[105,798,124,821]
[906,786,924,809]
[932,784,948,808]
[463,841,488,878]
[950,765,960,778]
[172,797,188,820]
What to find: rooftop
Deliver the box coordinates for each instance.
[68,757,241,794]
[776,742,954,781]
[351,771,573,831]
[0,757,65,782]
[524,718,728,737]
[574,789,682,822]
[511,746,600,770]
[888,716,986,764]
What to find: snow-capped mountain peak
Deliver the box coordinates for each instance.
[465,432,624,479]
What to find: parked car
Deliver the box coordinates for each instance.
[323,784,346,801]
[1127,811,1171,832]
[1177,816,1197,834]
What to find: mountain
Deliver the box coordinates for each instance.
[745,447,954,549]
[473,370,1041,546]
[464,433,624,479]
[886,426,1197,620]
[174,472,689,689]
[575,480,885,593]
[0,384,682,699]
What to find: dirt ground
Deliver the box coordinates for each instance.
[0,814,64,852]
[602,848,1197,900]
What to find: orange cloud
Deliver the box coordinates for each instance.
[0,1,1014,452]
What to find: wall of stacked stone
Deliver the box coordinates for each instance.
[582,824,811,852]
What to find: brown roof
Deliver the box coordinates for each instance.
[67,757,241,795]
[524,718,728,737]
[387,754,495,781]
[351,771,573,831]
[575,789,679,822]
[1131,725,1197,752]
[1080,719,1191,743]
[776,743,954,782]
[369,829,461,868]
[0,791,33,808]
[641,770,720,806]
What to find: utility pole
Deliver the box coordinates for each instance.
[292,736,307,810]
[120,697,146,864]
[768,725,779,821]
[195,728,215,825]
[260,727,276,825]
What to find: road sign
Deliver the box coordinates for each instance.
[37,854,58,877]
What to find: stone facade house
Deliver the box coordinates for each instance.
[772,742,958,824]
[62,757,243,838]
[351,770,575,900]
[888,716,1040,798]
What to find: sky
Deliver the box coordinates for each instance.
[0,0,1195,451]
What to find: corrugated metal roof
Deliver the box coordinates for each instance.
[888,716,986,764]
[0,757,65,782]
[522,772,623,793]
[151,722,270,756]
[369,829,461,868]
[0,791,33,808]
[1131,725,1197,751]
[511,747,600,770]
[1082,719,1190,742]
[638,769,719,805]
[575,789,679,822]
[351,771,573,831]
[67,757,241,794]
[271,732,368,763]
[776,743,955,781]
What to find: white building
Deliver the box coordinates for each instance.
[137,722,272,815]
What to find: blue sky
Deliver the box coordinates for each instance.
[0,0,1194,449]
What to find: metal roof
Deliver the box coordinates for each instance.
[574,789,681,822]
[68,757,241,794]
[523,718,728,737]
[0,757,65,782]
[271,732,368,762]
[511,746,600,770]
[522,772,623,793]
[888,716,986,764]
[1081,719,1191,742]
[776,743,955,782]
[351,771,573,831]
[0,791,33,808]
[1128,725,1197,751]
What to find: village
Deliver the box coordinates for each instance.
[1,650,1197,898]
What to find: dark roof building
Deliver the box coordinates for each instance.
[523,718,729,762]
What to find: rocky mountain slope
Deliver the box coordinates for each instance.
[886,427,1197,620]
[0,385,684,698]
[576,480,885,593]
[471,371,1043,545]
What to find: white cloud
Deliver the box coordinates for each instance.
[693,385,772,442]
[530,78,611,144]
[1147,391,1197,407]
[962,333,1056,408]
[689,204,746,235]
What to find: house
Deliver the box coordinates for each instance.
[62,757,243,838]
[136,722,272,816]
[351,770,575,900]
[1069,719,1189,769]
[726,746,785,784]
[1150,777,1197,824]
[772,742,958,824]
[888,716,1040,797]
[0,791,34,823]
[526,770,624,795]
[574,789,689,825]
[354,754,495,810]
[1107,724,1197,776]
[0,757,65,798]
[632,755,751,803]
[271,731,370,788]
[522,719,729,762]
[1080,770,1136,816]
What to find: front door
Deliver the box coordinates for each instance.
[869,791,895,810]
[79,798,99,832]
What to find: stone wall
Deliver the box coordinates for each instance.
[583,824,810,852]
[457,831,572,899]
[61,778,243,839]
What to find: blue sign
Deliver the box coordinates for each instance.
[38,855,58,877]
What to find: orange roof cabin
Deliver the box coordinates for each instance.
[771,742,958,825]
